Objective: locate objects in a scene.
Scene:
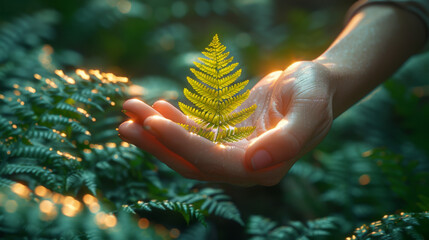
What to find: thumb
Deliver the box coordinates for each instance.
[244,98,332,171]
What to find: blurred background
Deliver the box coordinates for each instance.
[1,0,429,239]
[0,0,354,101]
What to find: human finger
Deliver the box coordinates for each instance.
[122,98,162,125]
[152,100,196,126]
[244,97,332,172]
[143,115,251,178]
[118,120,202,178]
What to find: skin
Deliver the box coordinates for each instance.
[118,4,426,186]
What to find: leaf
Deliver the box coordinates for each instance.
[179,34,256,143]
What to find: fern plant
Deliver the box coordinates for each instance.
[179,34,256,143]
[247,215,339,240]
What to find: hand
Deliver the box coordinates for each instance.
[118,61,336,186]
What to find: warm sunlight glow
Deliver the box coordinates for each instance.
[62,196,82,217]
[95,212,117,229]
[359,174,371,185]
[128,84,146,96]
[169,228,181,239]
[76,69,91,80]
[277,119,289,129]
[39,199,58,221]
[11,183,30,199]
[35,185,51,198]
[138,218,150,229]
[34,74,42,80]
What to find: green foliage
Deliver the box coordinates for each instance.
[247,215,339,240]
[350,212,429,240]
[179,34,256,143]
[1,1,429,239]
[172,188,244,225]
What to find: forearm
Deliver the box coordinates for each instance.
[314,4,426,117]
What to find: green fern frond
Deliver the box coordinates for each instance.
[179,124,215,142]
[179,34,256,143]
[128,200,206,226]
[216,126,256,143]
[0,164,55,186]
[247,215,339,240]
[11,145,61,162]
[350,212,429,240]
[172,188,244,225]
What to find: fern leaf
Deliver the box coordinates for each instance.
[220,104,257,128]
[129,200,206,226]
[219,69,242,88]
[11,145,61,162]
[172,188,244,225]
[218,89,250,116]
[189,70,217,89]
[183,88,218,114]
[187,77,217,99]
[219,80,248,100]
[179,34,256,143]
[216,126,256,143]
[179,124,215,141]
[218,62,239,78]
[0,164,55,186]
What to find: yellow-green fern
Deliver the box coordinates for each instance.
[179,34,256,143]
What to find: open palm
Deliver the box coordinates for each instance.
[118,61,335,186]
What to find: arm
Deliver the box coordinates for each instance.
[314,4,426,117]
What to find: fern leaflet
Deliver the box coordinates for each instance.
[179,34,256,143]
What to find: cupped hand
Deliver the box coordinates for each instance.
[118,61,336,186]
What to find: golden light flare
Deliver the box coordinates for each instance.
[359,174,371,185]
[128,84,146,96]
[11,183,31,199]
[95,212,117,229]
[34,74,42,80]
[83,194,100,213]
[45,78,58,88]
[169,228,181,239]
[39,200,58,220]
[55,69,76,84]
[35,185,52,198]
[76,69,91,80]
[90,144,104,150]
[62,196,83,217]
[138,218,150,229]
[52,193,64,204]
[25,86,36,93]
[77,107,88,115]
[105,142,117,148]
[88,69,128,84]
[361,150,372,157]
[120,142,130,147]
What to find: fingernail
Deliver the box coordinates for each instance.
[251,150,272,170]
